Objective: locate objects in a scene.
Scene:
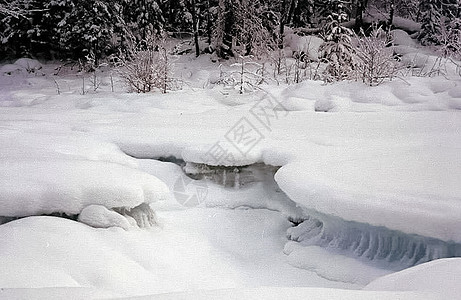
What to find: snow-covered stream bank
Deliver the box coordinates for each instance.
[1,60,461,298]
[147,159,461,278]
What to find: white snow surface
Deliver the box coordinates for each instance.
[0,160,168,217]
[0,129,168,217]
[78,205,131,230]
[365,258,461,299]
[0,210,355,296]
[1,56,461,298]
[0,59,460,240]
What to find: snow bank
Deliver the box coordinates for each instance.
[280,77,461,111]
[0,130,138,168]
[105,287,434,300]
[284,32,323,61]
[365,258,461,299]
[275,140,461,243]
[392,17,421,33]
[1,58,42,75]
[0,209,355,296]
[0,160,168,217]
[284,242,390,285]
[0,130,168,220]
[14,58,43,72]
[391,29,417,47]
[0,216,165,295]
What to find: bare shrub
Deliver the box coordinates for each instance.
[439,19,461,60]
[354,27,401,86]
[117,35,177,93]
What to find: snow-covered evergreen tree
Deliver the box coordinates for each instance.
[0,0,43,58]
[214,0,278,59]
[319,3,357,82]
[123,0,164,42]
[50,0,124,60]
[418,0,443,45]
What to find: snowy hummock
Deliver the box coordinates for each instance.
[0,160,168,217]
[78,205,131,230]
[0,129,168,218]
[0,211,356,296]
[273,112,461,242]
[365,258,461,299]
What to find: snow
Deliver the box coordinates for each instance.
[0,126,168,218]
[392,17,422,33]
[78,205,131,230]
[284,33,324,61]
[13,58,43,72]
[1,55,461,298]
[0,160,168,217]
[0,210,355,297]
[273,114,461,242]
[391,29,417,47]
[101,287,436,300]
[365,258,461,299]
[1,58,42,75]
[0,287,436,300]
[284,242,391,285]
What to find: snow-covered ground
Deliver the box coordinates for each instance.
[0,55,461,299]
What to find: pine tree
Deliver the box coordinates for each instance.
[319,3,357,81]
[418,0,443,45]
[0,0,44,58]
[122,0,164,43]
[50,0,124,60]
[214,0,278,59]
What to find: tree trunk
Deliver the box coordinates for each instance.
[206,0,212,44]
[388,0,395,28]
[190,0,200,57]
[279,0,288,49]
[287,0,297,25]
[355,0,364,31]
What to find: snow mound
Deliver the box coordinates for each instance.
[14,58,42,72]
[365,258,461,299]
[78,205,131,230]
[0,58,42,75]
[0,129,167,223]
[315,99,336,112]
[0,216,165,294]
[392,17,421,33]
[0,130,138,168]
[284,242,390,285]
[0,64,24,76]
[275,140,461,243]
[391,29,417,47]
[285,33,323,61]
[0,160,168,218]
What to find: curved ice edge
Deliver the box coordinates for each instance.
[120,153,461,269]
[288,210,461,270]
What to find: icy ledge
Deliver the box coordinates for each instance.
[286,212,461,270]
[274,157,461,244]
[177,161,461,271]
